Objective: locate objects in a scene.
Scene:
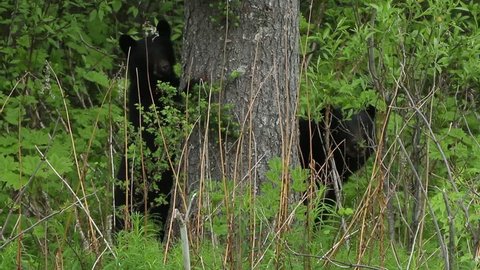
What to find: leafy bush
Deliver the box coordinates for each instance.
[300,0,480,268]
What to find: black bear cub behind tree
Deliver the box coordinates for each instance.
[299,106,376,216]
[115,20,179,234]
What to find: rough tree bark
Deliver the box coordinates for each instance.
[172,0,299,266]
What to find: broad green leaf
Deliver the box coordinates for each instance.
[84,71,109,87]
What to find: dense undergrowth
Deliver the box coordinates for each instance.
[1,0,479,269]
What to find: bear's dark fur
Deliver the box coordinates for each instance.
[299,106,376,216]
[115,20,178,235]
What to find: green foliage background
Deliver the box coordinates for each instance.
[1,0,480,269]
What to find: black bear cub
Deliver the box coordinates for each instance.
[299,106,376,217]
[115,20,178,235]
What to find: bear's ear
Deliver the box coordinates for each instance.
[119,35,136,55]
[156,20,171,38]
[366,105,376,120]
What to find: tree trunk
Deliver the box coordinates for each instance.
[173,0,299,267]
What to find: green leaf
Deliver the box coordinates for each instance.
[4,107,20,125]
[291,166,308,192]
[48,154,73,175]
[112,0,122,12]
[0,155,20,189]
[84,71,109,87]
[22,155,42,178]
[338,207,354,217]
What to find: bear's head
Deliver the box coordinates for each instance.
[119,20,177,85]
[298,106,376,177]
[328,106,376,169]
